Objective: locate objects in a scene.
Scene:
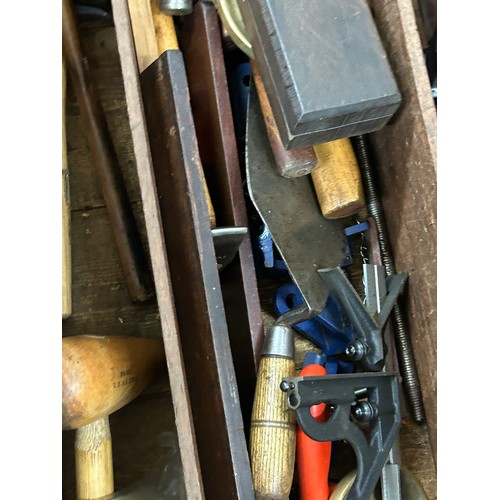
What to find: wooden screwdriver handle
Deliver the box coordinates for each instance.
[250,326,296,499]
[62,0,154,303]
[252,64,317,178]
[312,138,366,219]
[62,57,72,319]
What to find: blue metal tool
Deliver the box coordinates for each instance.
[274,282,355,374]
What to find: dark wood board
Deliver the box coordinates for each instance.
[140,49,254,499]
[177,0,264,435]
[368,0,437,467]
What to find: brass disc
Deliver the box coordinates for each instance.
[212,0,253,57]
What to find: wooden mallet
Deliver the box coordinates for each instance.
[62,335,165,499]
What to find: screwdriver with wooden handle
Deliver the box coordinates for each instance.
[128,0,216,228]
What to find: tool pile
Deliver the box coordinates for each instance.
[63,1,436,499]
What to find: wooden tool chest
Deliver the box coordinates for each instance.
[62,0,436,498]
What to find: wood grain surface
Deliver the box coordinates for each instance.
[250,355,296,500]
[63,57,72,319]
[368,0,437,467]
[75,417,114,500]
[311,139,366,219]
[112,2,206,497]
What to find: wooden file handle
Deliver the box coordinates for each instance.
[128,0,216,227]
[250,354,296,499]
[252,64,317,178]
[312,138,366,219]
[62,57,72,319]
[62,0,154,303]
[62,335,165,499]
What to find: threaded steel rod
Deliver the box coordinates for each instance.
[353,135,425,423]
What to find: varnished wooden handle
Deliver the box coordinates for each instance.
[151,0,179,51]
[128,0,216,227]
[312,139,366,219]
[62,57,72,319]
[75,417,114,500]
[252,64,317,178]
[250,355,296,499]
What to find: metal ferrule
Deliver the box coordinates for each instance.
[261,325,295,358]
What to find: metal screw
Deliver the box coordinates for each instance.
[352,401,378,422]
[280,381,295,392]
[352,135,426,423]
[345,340,367,361]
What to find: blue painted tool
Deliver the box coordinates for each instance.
[274,282,355,374]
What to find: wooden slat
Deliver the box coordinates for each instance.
[110,2,205,497]
[368,0,437,467]
[177,0,265,434]
[140,48,254,498]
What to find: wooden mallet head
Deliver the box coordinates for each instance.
[62,335,165,500]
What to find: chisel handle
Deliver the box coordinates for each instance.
[149,0,217,228]
[252,64,317,178]
[250,326,296,499]
[312,139,366,219]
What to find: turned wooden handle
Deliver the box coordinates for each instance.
[312,138,366,219]
[252,64,317,178]
[250,355,296,499]
[62,335,165,430]
[62,57,72,319]
[75,417,114,500]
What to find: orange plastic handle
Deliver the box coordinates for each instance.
[297,363,332,500]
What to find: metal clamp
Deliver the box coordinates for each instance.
[281,372,401,500]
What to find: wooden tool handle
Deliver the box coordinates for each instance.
[252,64,317,178]
[75,417,114,500]
[62,335,165,430]
[128,0,216,227]
[151,0,179,51]
[63,0,154,302]
[250,355,296,499]
[311,138,366,219]
[62,57,72,319]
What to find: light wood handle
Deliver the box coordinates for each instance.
[62,335,165,430]
[128,0,216,227]
[151,0,179,51]
[250,355,296,499]
[252,64,317,178]
[312,138,366,219]
[75,417,114,500]
[62,57,72,319]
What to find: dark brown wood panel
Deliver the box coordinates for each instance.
[368,0,437,466]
